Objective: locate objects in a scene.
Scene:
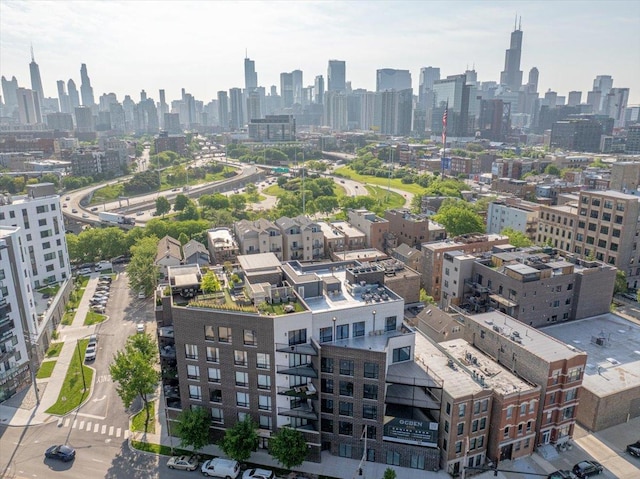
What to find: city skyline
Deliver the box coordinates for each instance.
[1,0,639,105]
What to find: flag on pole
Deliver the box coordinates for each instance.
[442,103,448,146]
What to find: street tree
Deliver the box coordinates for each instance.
[614,270,627,295]
[199,193,230,210]
[229,194,247,212]
[174,194,190,211]
[433,199,484,237]
[174,407,211,454]
[179,202,200,221]
[218,416,258,462]
[109,334,160,429]
[500,227,533,248]
[156,196,171,217]
[383,468,397,479]
[268,427,308,469]
[127,235,159,295]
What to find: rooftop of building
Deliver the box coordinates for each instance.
[581,189,640,200]
[237,252,281,272]
[540,313,640,396]
[330,221,364,238]
[463,311,586,362]
[318,222,345,240]
[334,248,387,262]
[423,234,509,251]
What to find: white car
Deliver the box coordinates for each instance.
[201,458,240,478]
[84,344,96,362]
[242,468,275,479]
[78,268,92,276]
[136,323,145,334]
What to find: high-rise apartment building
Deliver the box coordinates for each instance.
[376,69,411,92]
[80,63,95,107]
[378,89,413,136]
[327,60,346,92]
[432,75,471,137]
[550,117,602,152]
[217,91,229,130]
[292,70,303,105]
[56,80,70,114]
[527,67,539,93]
[280,73,294,108]
[67,79,80,110]
[500,20,524,91]
[229,88,244,130]
[16,88,41,124]
[567,91,582,107]
[314,75,324,105]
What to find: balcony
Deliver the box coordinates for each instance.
[0,345,14,362]
[277,363,318,378]
[278,403,318,421]
[276,342,318,356]
[160,345,176,359]
[0,318,15,339]
[277,383,317,399]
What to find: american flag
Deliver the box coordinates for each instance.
[442,104,448,146]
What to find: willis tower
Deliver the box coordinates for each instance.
[500,17,523,91]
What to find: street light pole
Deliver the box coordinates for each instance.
[76,340,87,394]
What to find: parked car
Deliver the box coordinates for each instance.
[136,323,145,334]
[45,444,76,462]
[88,334,98,348]
[136,211,144,216]
[243,468,275,479]
[78,268,92,276]
[138,291,146,299]
[82,213,90,218]
[572,461,604,478]
[72,208,78,213]
[167,454,199,471]
[90,207,98,212]
[548,471,577,479]
[201,458,240,478]
[84,344,96,362]
[627,440,640,457]
[91,305,106,314]
[99,275,112,282]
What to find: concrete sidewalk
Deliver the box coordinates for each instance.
[0,274,101,428]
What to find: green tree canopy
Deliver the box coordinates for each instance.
[614,270,627,295]
[156,196,171,217]
[268,427,308,469]
[174,407,211,454]
[433,199,485,237]
[229,194,247,211]
[199,193,230,210]
[383,468,397,479]
[218,416,258,462]
[109,333,159,429]
[201,271,221,293]
[544,164,561,176]
[126,235,159,295]
[174,194,190,211]
[500,227,533,248]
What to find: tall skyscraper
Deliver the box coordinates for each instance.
[2,75,19,110]
[158,89,168,129]
[376,69,412,92]
[29,46,45,111]
[567,91,582,107]
[16,87,40,124]
[217,91,229,130]
[67,79,80,109]
[57,80,70,114]
[500,18,524,91]
[280,72,294,107]
[314,75,324,104]
[527,67,539,93]
[229,87,244,130]
[432,74,471,137]
[244,56,258,91]
[292,70,303,105]
[328,60,346,92]
[80,63,95,106]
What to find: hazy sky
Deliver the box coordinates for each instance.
[1,0,639,105]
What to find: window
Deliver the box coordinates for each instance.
[185,344,198,360]
[446,402,451,415]
[238,412,248,422]
[566,389,577,401]
[459,404,466,417]
[385,316,397,331]
[353,321,365,337]
[189,385,202,400]
[234,350,248,366]
[480,417,486,430]
[243,329,257,346]
[338,444,352,458]
[472,420,478,432]
[208,368,220,383]
[504,426,510,438]
[455,441,463,454]
[339,359,354,376]
[256,353,270,369]
[322,419,334,433]
[386,451,401,466]
[258,395,271,411]
[336,324,349,340]
[364,362,379,379]
[205,325,215,340]
[259,415,272,430]
[205,346,219,362]
[218,326,232,343]
[319,327,333,343]
[520,403,527,416]
[321,357,334,373]
[563,406,575,420]
[187,365,200,380]
[321,398,334,413]
[567,367,582,382]
[477,436,484,448]
[339,381,354,396]
[392,346,411,363]
[506,406,513,419]
[339,401,353,416]
[363,404,377,420]
[457,422,464,436]
[339,421,353,436]
[363,383,378,400]
[473,401,481,415]
[321,378,334,394]
[235,371,248,387]
[257,374,271,390]
[236,392,250,407]
[209,389,222,403]
[211,408,224,423]
[288,328,307,345]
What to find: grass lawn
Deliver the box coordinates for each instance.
[90,183,124,204]
[365,185,407,209]
[36,361,56,379]
[262,184,283,196]
[61,281,88,325]
[334,165,428,196]
[37,284,61,296]
[46,342,64,358]
[131,440,192,457]
[131,402,155,433]
[45,339,94,415]
[84,311,107,326]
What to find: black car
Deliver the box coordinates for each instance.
[572,461,603,478]
[45,444,76,462]
[627,440,640,457]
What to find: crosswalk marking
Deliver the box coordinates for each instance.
[86,421,92,431]
[72,419,77,429]
[101,425,107,434]
[94,423,99,432]
[124,430,130,439]
[115,427,121,437]
[108,426,114,435]
[79,421,85,429]
[63,418,70,428]
[62,416,128,439]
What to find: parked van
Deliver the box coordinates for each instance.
[201,458,240,478]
